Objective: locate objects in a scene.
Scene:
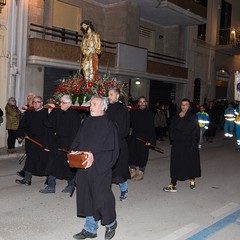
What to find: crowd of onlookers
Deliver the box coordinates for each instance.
[151,98,240,144]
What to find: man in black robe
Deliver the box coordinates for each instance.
[15,96,49,186]
[39,95,82,194]
[70,95,119,240]
[16,92,36,178]
[128,96,156,181]
[163,98,201,192]
[107,87,130,201]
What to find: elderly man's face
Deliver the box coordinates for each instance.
[108,90,119,104]
[90,98,105,117]
[60,98,71,111]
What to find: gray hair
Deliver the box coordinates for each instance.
[28,92,35,97]
[91,94,108,111]
[61,95,72,104]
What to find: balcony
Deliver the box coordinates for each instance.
[93,0,206,26]
[28,24,188,82]
[216,28,240,55]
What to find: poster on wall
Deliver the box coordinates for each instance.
[234,71,240,101]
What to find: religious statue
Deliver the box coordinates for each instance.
[80,20,101,81]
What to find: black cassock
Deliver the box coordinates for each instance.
[17,109,49,176]
[45,108,81,180]
[70,115,119,225]
[128,109,156,168]
[169,111,201,181]
[107,102,130,183]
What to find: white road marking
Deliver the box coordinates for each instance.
[210,202,239,218]
[160,223,199,240]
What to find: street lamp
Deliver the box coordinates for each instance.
[0,0,6,6]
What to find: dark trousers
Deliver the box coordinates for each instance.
[7,129,16,149]
[128,138,149,172]
[171,178,177,186]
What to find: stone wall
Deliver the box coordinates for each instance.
[28,0,44,25]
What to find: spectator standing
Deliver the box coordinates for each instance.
[205,101,218,143]
[0,108,3,126]
[163,98,201,192]
[154,104,167,141]
[70,95,119,240]
[5,97,21,153]
[196,105,210,149]
[223,102,235,140]
[168,100,178,121]
[234,101,240,151]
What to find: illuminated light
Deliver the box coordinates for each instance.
[135,81,141,85]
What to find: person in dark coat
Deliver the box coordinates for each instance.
[39,95,82,194]
[70,95,119,240]
[128,96,156,181]
[0,108,3,125]
[16,92,35,178]
[107,87,130,201]
[15,96,50,186]
[163,98,201,192]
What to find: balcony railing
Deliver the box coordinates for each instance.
[29,23,117,50]
[217,28,240,47]
[29,23,186,67]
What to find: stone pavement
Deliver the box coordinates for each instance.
[0,131,240,240]
[0,146,25,160]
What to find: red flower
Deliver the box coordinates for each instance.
[97,90,104,95]
[74,89,80,94]
[88,82,93,87]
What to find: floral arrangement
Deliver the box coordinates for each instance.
[53,73,127,106]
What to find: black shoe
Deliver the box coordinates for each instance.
[73,229,97,239]
[105,221,117,240]
[16,170,25,178]
[120,189,128,201]
[15,179,31,186]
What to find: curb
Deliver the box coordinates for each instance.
[0,147,25,161]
